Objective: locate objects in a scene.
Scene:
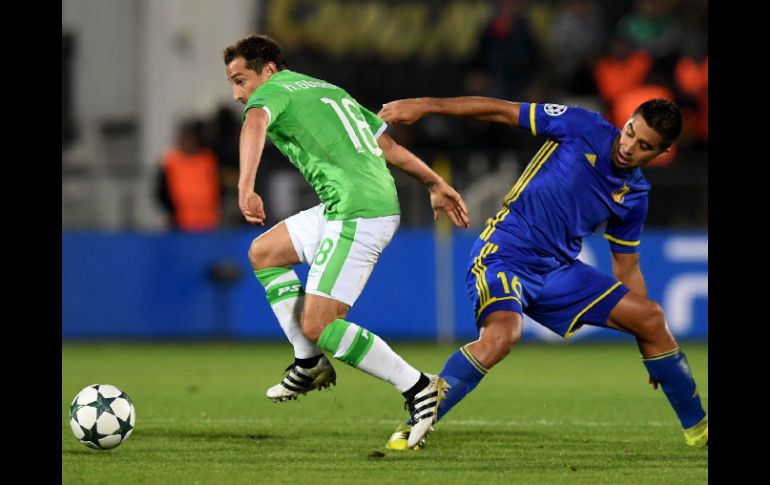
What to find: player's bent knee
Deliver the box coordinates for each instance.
[639,300,667,338]
[247,238,270,270]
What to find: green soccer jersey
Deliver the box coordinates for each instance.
[243,70,400,220]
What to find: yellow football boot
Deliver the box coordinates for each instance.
[684,416,708,446]
[386,423,424,450]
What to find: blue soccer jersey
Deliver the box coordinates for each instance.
[480,103,650,263]
[467,102,648,336]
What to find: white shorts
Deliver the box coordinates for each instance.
[284,204,400,306]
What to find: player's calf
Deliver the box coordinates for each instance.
[609,293,677,355]
[467,311,522,368]
[300,295,350,343]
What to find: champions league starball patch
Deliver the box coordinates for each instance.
[544,104,568,116]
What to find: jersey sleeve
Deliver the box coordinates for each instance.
[518,103,597,141]
[603,196,648,254]
[242,82,291,127]
[359,105,388,139]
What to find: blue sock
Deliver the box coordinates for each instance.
[406,346,488,424]
[643,349,706,429]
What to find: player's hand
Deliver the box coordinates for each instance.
[429,180,470,228]
[648,374,659,390]
[378,99,426,125]
[239,191,266,225]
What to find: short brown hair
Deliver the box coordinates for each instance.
[223,34,288,73]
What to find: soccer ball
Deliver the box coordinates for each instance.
[69,384,136,450]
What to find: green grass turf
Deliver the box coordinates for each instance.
[62,342,707,484]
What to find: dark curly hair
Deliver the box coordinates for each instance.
[633,99,682,149]
[223,34,288,73]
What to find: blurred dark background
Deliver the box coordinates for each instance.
[62,0,707,232]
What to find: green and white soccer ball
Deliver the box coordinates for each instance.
[69,384,136,450]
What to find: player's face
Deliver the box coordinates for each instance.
[612,114,670,169]
[226,57,275,104]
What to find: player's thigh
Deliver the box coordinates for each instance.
[527,260,629,338]
[305,215,400,306]
[248,222,302,269]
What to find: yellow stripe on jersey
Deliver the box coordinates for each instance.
[564,282,623,338]
[505,141,558,205]
[603,234,641,246]
[479,207,510,241]
[480,141,558,242]
[643,347,681,361]
[460,346,489,375]
[501,140,552,204]
[530,103,537,136]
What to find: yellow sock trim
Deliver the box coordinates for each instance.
[642,347,681,361]
[460,346,489,375]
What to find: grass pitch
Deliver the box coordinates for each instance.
[62,342,707,484]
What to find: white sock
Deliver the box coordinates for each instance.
[259,269,321,359]
[317,319,421,392]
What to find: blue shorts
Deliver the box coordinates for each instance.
[465,236,630,338]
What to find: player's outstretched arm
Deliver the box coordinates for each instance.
[377,133,469,228]
[238,108,269,225]
[379,97,521,126]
